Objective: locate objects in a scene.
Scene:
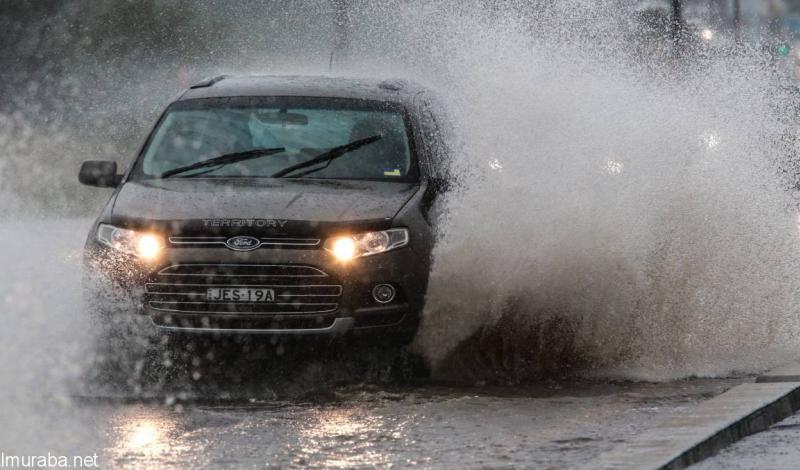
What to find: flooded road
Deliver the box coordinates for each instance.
[67,379,746,468]
[696,411,800,470]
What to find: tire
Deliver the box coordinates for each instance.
[85,301,166,390]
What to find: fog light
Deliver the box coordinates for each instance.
[372,284,396,304]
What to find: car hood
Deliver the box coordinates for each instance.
[111,178,420,234]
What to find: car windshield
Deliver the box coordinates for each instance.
[137,98,415,181]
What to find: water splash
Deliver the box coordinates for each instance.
[4,0,800,384]
[377,1,800,381]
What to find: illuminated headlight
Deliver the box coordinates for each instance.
[96,224,165,260]
[324,228,409,261]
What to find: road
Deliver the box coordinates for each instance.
[0,218,782,468]
[696,412,800,469]
[11,378,748,468]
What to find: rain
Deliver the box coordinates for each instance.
[4,1,800,468]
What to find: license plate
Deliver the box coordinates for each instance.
[206,287,275,302]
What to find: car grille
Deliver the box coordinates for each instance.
[144,264,342,326]
[169,236,320,248]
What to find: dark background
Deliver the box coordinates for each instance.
[2,0,799,215]
[0,0,342,215]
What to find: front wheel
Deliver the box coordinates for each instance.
[85,302,167,391]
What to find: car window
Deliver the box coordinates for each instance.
[140,100,414,181]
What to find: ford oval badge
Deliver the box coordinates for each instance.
[225,235,262,251]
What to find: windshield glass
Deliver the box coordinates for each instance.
[137,98,415,181]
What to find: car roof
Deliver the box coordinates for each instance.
[177,75,429,105]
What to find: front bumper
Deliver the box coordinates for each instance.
[155,316,356,335]
[84,240,429,341]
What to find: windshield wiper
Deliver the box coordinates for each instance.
[271,135,382,178]
[160,147,286,178]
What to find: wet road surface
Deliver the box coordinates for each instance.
[695,410,800,470]
[65,379,747,468]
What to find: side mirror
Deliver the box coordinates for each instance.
[79,161,121,188]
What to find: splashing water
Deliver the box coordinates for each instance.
[4,0,800,384]
[333,1,800,381]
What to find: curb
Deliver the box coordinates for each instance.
[589,362,800,469]
[755,362,800,383]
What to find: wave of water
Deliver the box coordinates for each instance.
[4,0,800,384]
[333,0,800,381]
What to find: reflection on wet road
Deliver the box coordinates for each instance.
[84,379,743,468]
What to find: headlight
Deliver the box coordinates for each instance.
[324,228,409,261]
[96,224,165,261]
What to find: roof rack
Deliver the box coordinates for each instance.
[377,79,408,91]
[190,75,229,89]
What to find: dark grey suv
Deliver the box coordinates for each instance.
[79,75,452,345]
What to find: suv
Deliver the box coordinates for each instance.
[79,75,451,346]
